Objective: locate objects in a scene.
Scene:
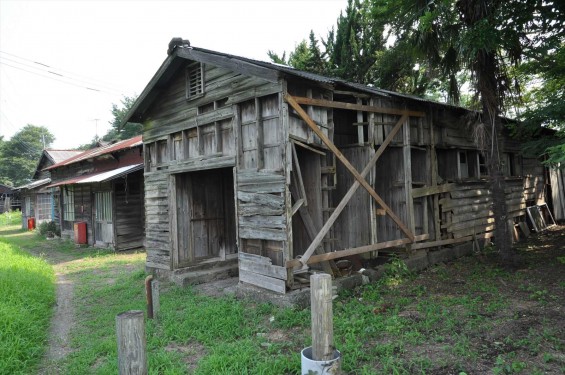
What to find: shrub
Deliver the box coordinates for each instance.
[37,221,60,237]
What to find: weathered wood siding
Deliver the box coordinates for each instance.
[437,179,527,240]
[334,146,374,248]
[114,171,145,251]
[234,94,288,292]
[144,173,170,269]
[141,60,282,273]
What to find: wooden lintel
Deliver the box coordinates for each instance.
[291,139,326,156]
[286,234,429,268]
[291,96,426,117]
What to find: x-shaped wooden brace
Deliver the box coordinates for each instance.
[284,94,416,269]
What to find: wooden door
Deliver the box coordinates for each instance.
[94,191,114,246]
[175,169,235,267]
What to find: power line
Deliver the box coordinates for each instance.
[0,60,122,95]
[0,50,129,92]
[0,55,126,94]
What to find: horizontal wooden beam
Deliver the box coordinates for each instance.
[291,96,426,117]
[284,94,415,268]
[286,234,429,268]
[411,231,494,250]
[412,183,456,198]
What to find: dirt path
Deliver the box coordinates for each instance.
[25,241,78,374]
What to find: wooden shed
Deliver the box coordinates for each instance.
[46,136,145,250]
[0,183,19,213]
[124,39,551,293]
[17,149,82,229]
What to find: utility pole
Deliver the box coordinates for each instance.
[94,118,100,138]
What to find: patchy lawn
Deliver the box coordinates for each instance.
[1,222,564,374]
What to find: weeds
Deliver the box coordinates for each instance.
[0,235,55,374]
[0,210,21,226]
[1,224,563,374]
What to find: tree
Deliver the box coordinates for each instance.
[270,0,564,264]
[372,0,564,264]
[268,31,329,76]
[516,43,565,164]
[324,0,386,83]
[269,0,383,81]
[268,0,446,96]
[0,125,55,186]
[79,95,141,149]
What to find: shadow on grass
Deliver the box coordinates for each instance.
[0,228,28,236]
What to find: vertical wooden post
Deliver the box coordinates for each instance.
[151,280,160,318]
[310,274,334,361]
[145,276,153,319]
[116,310,147,375]
[429,117,442,241]
[357,98,364,145]
[403,117,415,235]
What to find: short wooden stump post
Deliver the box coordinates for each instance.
[151,280,160,318]
[116,310,147,375]
[301,273,341,374]
[311,273,334,360]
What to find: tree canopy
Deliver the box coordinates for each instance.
[79,95,141,150]
[269,0,564,263]
[0,125,55,186]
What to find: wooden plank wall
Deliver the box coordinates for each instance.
[114,171,145,251]
[438,179,527,240]
[142,61,281,271]
[235,94,288,292]
[522,157,546,205]
[334,146,374,249]
[143,65,281,143]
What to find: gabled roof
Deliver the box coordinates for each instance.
[0,184,14,194]
[46,149,83,164]
[123,41,471,126]
[33,149,83,179]
[46,135,143,171]
[15,178,51,190]
[46,163,143,188]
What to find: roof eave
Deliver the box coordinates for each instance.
[121,47,282,128]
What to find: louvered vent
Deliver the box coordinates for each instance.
[186,63,203,99]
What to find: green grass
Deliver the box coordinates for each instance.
[0,228,56,375]
[1,223,563,374]
[0,210,21,226]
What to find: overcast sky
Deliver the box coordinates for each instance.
[0,0,347,149]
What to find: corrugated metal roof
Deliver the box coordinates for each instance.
[46,135,143,170]
[15,178,51,190]
[46,163,143,188]
[77,164,143,183]
[124,42,497,128]
[188,46,474,110]
[45,149,83,163]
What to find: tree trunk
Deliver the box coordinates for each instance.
[478,49,515,264]
[487,140,513,262]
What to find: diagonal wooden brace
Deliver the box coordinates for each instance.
[284,94,415,268]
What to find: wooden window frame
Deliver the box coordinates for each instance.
[186,63,204,100]
[63,186,75,222]
[36,193,52,221]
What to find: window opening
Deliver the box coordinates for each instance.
[186,63,203,99]
[63,186,75,221]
